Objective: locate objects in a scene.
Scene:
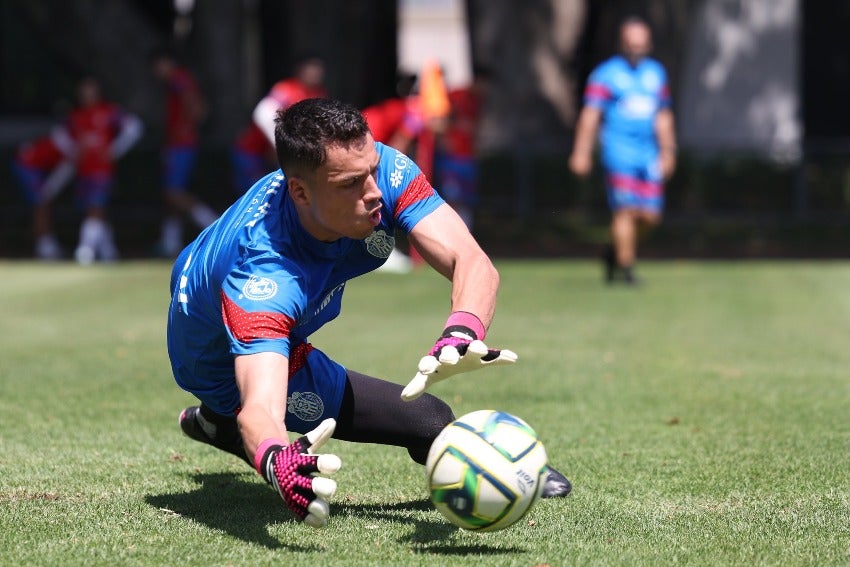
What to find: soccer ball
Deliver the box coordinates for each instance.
[425,409,548,532]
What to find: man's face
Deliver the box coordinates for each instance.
[298,59,325,89]
[78,79,101,107]
[290,133,383,242]
[620,22,652,65]
[152,58,172,81]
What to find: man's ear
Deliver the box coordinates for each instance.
[288,176,310,206]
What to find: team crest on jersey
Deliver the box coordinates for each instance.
[641,70,661,92]
[287,391,324,422]
[365,229,395,258]
[242,275,278,300]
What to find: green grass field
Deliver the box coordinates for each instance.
[1,259,848,566]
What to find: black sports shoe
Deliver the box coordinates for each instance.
[622,265,641,287]
[179,406,250,465]
[540,466,572,498]
[602,244,617,284]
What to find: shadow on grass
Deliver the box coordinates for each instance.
[146,472,526,555]
[145,471,316,551]
[334,499,527,556]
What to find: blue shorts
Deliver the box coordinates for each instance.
[602,157,664,214]
[170,340,347,435]
[75,174,112,209]
[435,154,477,207]
[11,161,46,205]
[163,146,198,193]
[230,148,270,195]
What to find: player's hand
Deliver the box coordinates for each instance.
[659,151,677,180]
[568,152,593,177]
[401,328,517,401]
[260,419,341,527]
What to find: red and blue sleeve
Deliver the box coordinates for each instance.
[376,144,445,233]
[220,258,306,357]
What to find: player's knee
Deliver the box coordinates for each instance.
[406,393,454,465]
[639,211,661,227]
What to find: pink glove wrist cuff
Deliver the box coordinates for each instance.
[445,311,486,340]
[255,438,286,474]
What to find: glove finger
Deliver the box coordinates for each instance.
[466,339,489,357]
[307,497,329,519]
[315,454,342,475]
[304,513,328,528]
[417,354,440,374]
[481,350,500,362]
[311,476,338,499]
[401,372,430,402]
[283,490,311,520]
[304,418,336,453]
[293,453,341,477]
[437,345,461,365]
[304,498,330,527]
[483,348,518,365]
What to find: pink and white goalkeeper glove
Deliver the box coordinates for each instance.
[401,312,517,401]
[255,418,341,527]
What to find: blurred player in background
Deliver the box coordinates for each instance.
[361,71,423,156]
[434,66,490,231]
[151,49,218,257]
[58,77,142,264]
[231,55,327,194]
[11,128,76,259]
[230,121,276,194]
[361,71,428,273]
[168,98,571,527]
[568,16,676,285]
[361,63,451,272]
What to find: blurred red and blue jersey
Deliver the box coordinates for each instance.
[235,78,327,156]
[64,102,127,175]
[583,55,671,165]
[362,97,426,145]
[266,78,327,110]
[442,87,481,159]
[168,141,443,386]
[16,135,67,170]
[165,67,203,147]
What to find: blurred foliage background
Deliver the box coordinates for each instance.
[1,0,848,258]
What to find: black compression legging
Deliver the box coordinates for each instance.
[334,369,455,465]
[197,370,454,466]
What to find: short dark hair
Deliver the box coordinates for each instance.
[148,45,175,64]
[621,14,650,31]
[292,52,324,71]
[274,98,370,176]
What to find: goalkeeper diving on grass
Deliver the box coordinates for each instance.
[166,98,572,527]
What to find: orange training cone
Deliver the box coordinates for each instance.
[419,59,450,119]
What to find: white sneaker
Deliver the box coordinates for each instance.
[97,230,120,262]
[74,245,96,265]
[35,235,63,261]
[160,217,183,257]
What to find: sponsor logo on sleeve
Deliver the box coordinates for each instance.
[389,152,409,188]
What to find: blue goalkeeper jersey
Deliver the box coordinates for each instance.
[167,142,444,410]
[583,54,671,166]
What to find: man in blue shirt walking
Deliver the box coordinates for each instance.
[569,16,677,284]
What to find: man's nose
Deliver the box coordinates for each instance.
[364,174,382,201]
